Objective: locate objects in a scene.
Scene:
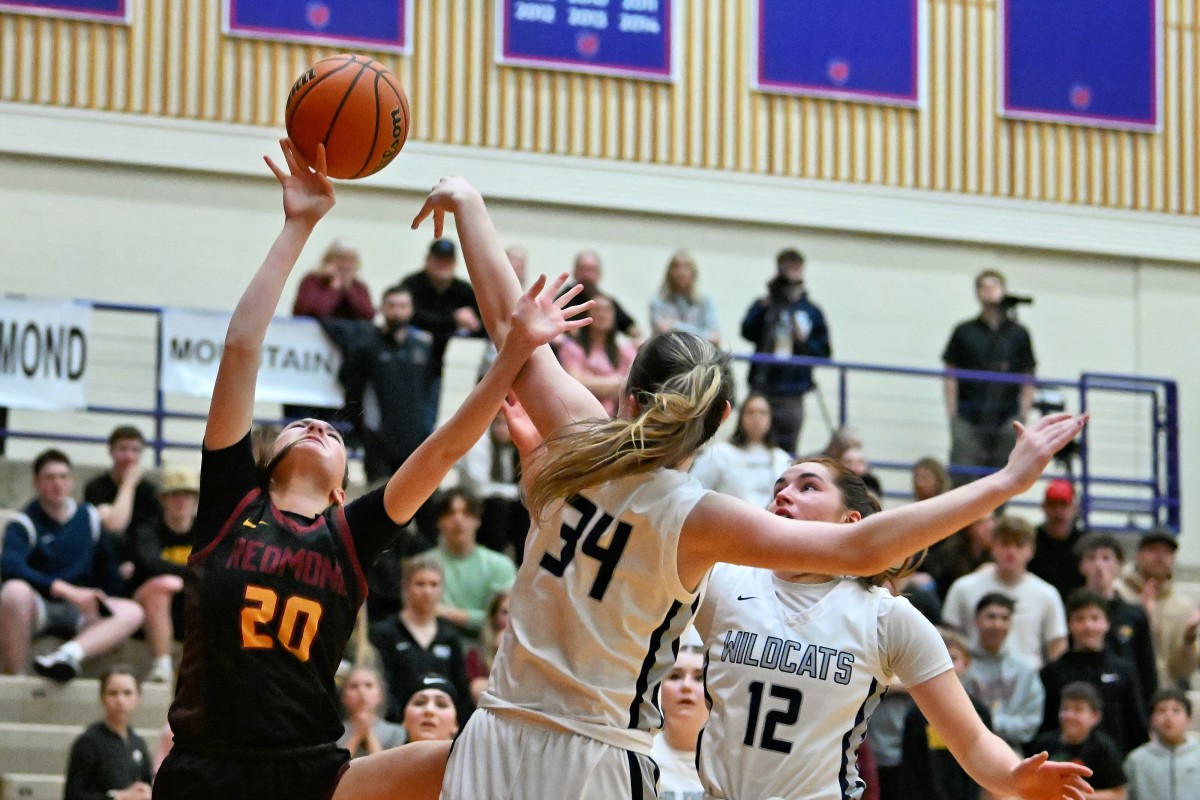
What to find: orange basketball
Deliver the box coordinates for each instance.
[285,54,410,180]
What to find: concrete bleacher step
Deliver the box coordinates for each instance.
[0,722,160,776]
[0,675,170,728]
[1,773,63,800]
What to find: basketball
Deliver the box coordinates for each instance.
[285,54,410,180]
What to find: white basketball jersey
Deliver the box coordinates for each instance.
[481,469,709,754]
[695,566,941,800]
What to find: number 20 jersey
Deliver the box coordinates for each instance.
[694,568,899,800]
[481,469,709,755]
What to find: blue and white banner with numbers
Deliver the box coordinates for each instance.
[497,0,676,81]
[224,1,411,54]
[0,0,129,23]
[1000,0,1159,131]
[753,0,923,107]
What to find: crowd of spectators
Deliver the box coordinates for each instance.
[1,240,1196,800]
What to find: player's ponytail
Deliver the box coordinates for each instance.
[525,332,732,520]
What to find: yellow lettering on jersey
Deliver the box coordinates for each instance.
[241,585,276,650]
[238,584,324,662]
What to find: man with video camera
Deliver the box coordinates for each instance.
[941,269,1037,487]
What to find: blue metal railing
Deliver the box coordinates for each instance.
[0,302,1180,535]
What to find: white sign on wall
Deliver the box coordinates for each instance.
[160,308,344,406]
[0,296,91,411]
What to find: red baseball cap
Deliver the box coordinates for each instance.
[1044,479,1075,504]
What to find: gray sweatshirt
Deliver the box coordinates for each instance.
[1124,735,1200,800]
[963,645,1045,751]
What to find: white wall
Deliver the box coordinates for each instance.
[0,109,1196,568]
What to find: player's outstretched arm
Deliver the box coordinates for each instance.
[680,413,1087,587]
[908,672,1093,800]
[205,139,334,450]
[411,177,607,435]
[381,274,592,524]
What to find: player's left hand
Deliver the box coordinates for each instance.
[1010,751,1093,800]
[508,273,593,352]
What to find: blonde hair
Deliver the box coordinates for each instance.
[660,249,699,304]
[526,332,732,519]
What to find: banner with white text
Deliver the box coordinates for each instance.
[161,308,344,407]
[0,296,91,411]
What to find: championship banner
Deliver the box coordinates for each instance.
[1001,0,1159,131]
[0,296,91,411]
[754,0,923,107]
[161,308,344,407]
[497,0,676,81]
[0,0,130,23]
[224,0,411,54]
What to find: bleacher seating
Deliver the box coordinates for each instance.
[0,675,170,800]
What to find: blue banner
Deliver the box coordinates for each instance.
[755,0,922,107]
[1001,0,1159,130]
[498,0,675,81]
[224,1,410,53]
[0,0,128,23]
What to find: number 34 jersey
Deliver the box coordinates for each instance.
[481,469,709,755]
[693,566,951,800]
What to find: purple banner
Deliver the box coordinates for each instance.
[224,1,411,54]
[497,0,675,81]
[0,0,129,23]
[754,0,922,107]
[1000,0,1159,131]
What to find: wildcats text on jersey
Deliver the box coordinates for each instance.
[721,629,854,684]
[224,535,348,597]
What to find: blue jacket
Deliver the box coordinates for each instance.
[1,499,122,597]
[741,293,831,395]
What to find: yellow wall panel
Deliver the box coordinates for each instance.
[2,0,1197,214]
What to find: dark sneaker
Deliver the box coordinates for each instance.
[33,651,81,683]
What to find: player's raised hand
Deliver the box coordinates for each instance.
[411,175,481,238]
[264,138,335,227]
[508,273,593,352]
[1000,413,1088,494]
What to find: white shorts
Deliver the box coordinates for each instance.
[441,708,660,800]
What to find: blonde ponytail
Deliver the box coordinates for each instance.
[526,333,731,520]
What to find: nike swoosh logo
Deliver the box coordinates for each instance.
[737,595,757,601]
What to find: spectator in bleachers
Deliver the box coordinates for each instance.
[741,248,832,454]
[1039,589,1148,756]
[431,488,516,640]
[1028,479,1086,601]
[326,284,435,484]
[1123,688,1200,800]
[649,249,722,346]
[130,467,199,684]
[456,412,528,561]
[1115,528,1200,691]
[688,393,792,510]
[555,294,639,417]
[400,674,461,743]
[399,238,485,425]
[369,552,473,726]
[964,593,1045,754]
[465,589,509,704]
[818,424,862,462]
[564,249,640,340]
[943,516,1067,668]
[292,238,375,322]
[63,666,153,800]
[1027,682,1126,799]
[650,645,706,800]
[840,445,883,502]
[900,628,992,800]
[941,269,1036,486]
[911,456,951,502]
[337,664,407,758]
[1077,533,1158,705]
[83,425,162,586]
[922,512,995,601]
[1,449,144,681]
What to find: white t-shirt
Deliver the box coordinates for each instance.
[482,469,709,754]
[942,564,1068,668]
[688,441,793,510]
[693,567,952,800]
[651,734,704,800]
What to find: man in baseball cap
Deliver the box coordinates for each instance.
[1029,478,1086,601]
